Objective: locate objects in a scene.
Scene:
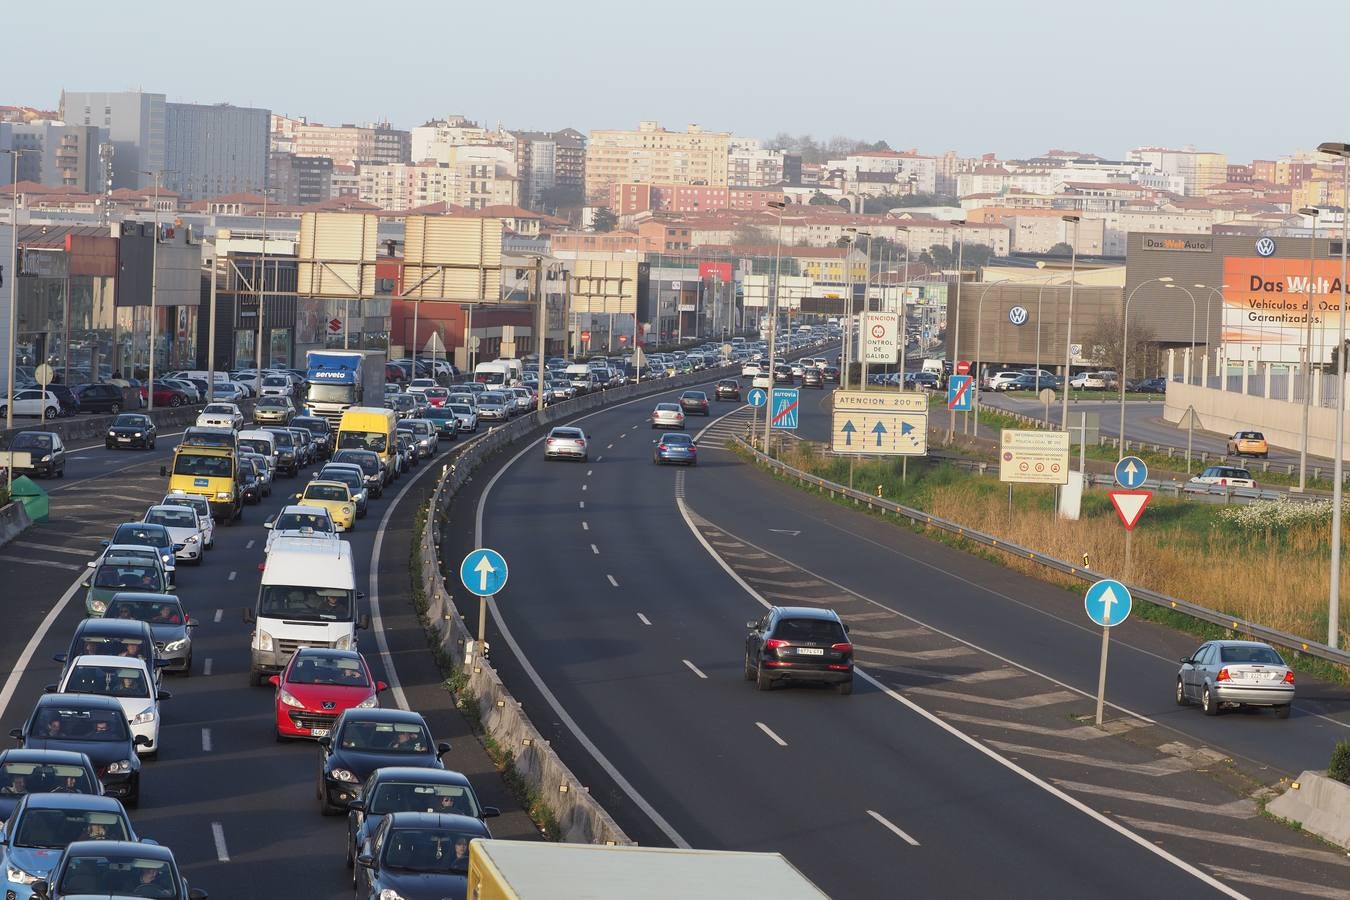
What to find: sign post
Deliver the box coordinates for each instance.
[1108,490,1151,580]
[1178,405,1202,473]
[460,548,509,663]
[747,387,767,447]
[1085,579,1133,725]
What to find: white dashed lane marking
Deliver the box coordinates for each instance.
[682,659,708,679]
[756,722,788,747]
[606,574,619,587]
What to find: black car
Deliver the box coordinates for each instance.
[260,426,301,476]
[318,709,449,815]
[1134,376,1168,394]
[46,384,81,417]
[74,383,127,415]
[10,695,148,806]
[678,390,710,416]
[105,414,157,450]
[347,767,498,869]
[822,365,841,383]
[744,606,853,695]
[421,408,460,439]
[911,372,940,390]
[9,431,67,478]
[291,416,334,459]
[773,364,794,384]
[355,812,490,900]
[801,368,824,388]
[57,620,164,687]
[0,748,103,823]
[331,449,385,498]
[32,839,206,899]
[714,379,740,401]
[239,458,263,505]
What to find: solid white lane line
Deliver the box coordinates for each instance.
[245,539,255,549]
[201,728,212,752]
[8,541,95,557]
[756,721,788,746]
[213,608,223,624]
[596,456,604,461]
[582,521,589,531]
[606,574,619,587]
[227,571,237,582]
[0,570,88,719]
[637,613,652,626]
[590,544,599,555]
[682,659,708,679]
[676,499,1244,899]
[867,810,920,846]
[203,658,213,676]
[211,822,230,862]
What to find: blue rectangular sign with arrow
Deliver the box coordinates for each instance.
[830,409,927,456]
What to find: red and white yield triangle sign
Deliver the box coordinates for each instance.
[1109,490,1151,531]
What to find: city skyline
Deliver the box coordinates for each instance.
[6,0,1342,162]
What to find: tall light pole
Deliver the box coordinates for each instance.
[846,227,873,389]
[1316,141,1349,650]
[1033,262,1065,392]
[946,220,967,440]
[840,236,854,385]
[971,279,1011,433]
[898,226,911,375]
[1059,215,1081,431]
[139,172,164,410]
[1298,208,1321,492]
[1117,277,1173,454]
[762,199,787,452]
[4,148,39,438]
[254,189,271,382]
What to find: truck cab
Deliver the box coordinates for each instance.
[305,350,376,427]
[336,407,399,485]
[244,536,367,685]
[167,444,241,525]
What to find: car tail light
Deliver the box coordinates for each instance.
[546,438,556,444]
[764,638,790,650]
[831,642,852,654]
[1216,667,1231,682]
[658,444,668,451]
[828,663,851,671]
[1283,670,1295,684]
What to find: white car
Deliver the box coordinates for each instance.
[1189,466,1256,488]
[986,371,1026,391]
[57,655,165,757]
[196,402,244,431]
[142,504,206,565]
[160,493,215,551]
[407,378,438,395]
[0,388,62,420]
[263,504,338,554]
[447,403,478,433]
[752,373,772,390]
[260,374,293,398]
[741,363,762,378]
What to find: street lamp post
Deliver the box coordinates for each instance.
[1298,208,1321,492]
[1060,215,1080,432]
[139,172,164,410]
[946,220,966,440]
[971,279,1011,433]
[1032,264,1065,392]
[1117,277,1173,455]
[4,147,39,492]
[762,199,788,452]
[846,228,873,390]
[254,189,271,385]
[1316,140,1349,650]
[897,227,911,376]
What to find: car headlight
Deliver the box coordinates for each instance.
[254,629,274,652]
[39,454,50,462]
[164,638,188,652]
[379,890,407,900]
[329,768,357,783]
[134,432,143,438]
[132,706,157,725]
[185,534,199,544]
[107,759,133,774]
[334,634,354,651]
[216,491,232,500]
[7,863,39,885]
[108,430,117,437]
[353,694,380,710]
[280,450,294,458]
[90,599,107,614]
[278,688,305,708]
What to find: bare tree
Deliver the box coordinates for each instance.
[1086,313,1159,378]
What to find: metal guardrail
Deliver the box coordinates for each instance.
[735,437,1350,670]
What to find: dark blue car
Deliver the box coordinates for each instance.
[653,432,698,466]
[355,812,490,900]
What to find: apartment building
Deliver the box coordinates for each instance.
[286,121,410,166]
[1128,147,1228,196]
[164,102,270,201]
[412,116,493,160]
[610,183,786,215]
[357,147,518,211]
[585,122,730,202]
[728,137,789,187]
[0,121,104,191]
[268,152,334,206]
[59,90,165,190]
[509,128,586,209]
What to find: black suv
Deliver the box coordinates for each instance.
[76,383,128,414]
[745,606,853,694]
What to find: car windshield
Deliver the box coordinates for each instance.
[288,654,367,686]
[425,388,448,399]
[307,383,354,403]
[259,585,353,621]
[259,397,289,407]
[11,434,52,451]
[16,808,130,848]
[172,455,231,478]
[59,856,177,898]
[93,563,159,590]
[275,512,333,532]
[337,431,387,453]
[145,509,197,529]
[682,392,706,400]
[268,431,295,449]
[66,664,150,699]
[112,415,143,427]
[322,471,362,491]
[106,600,182,624]
[203,405,233,415]
[382,828,477,874]
[239,439,272,456]
[263,376,289,386]
[162,497,208,519]
[305,485,349,503]
[772,617,847,643]
[112,526,168,547]
[71,635,151,663]
[368,782,480,817]
[0,762,95,798]
[552,429,582,439]
[1219,645,1285,665]
[295,419,329,434]
[337,721,430,753]
[33,707,129,742]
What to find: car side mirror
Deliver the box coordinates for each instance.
[356,853,375,869]
[188,889,208,900]
[843,623,851,633]
[166,583,177,593]
[187,618,199,628]
[348,799,366,812]
[268,675,280,687]
[263,521,273,529]
[358,614,370,630]
[53,653,67,664]
[746,621,758,630]
[134,734,152,747]
[317,736,332,749]
[158,690,172,701]
[375,680,388,693]
[481,806,500,819]
[436,741,451,756]
[243,608,256,624]
[356,591,367,600]
[1180,657,1192,665]
[293,494,302,501]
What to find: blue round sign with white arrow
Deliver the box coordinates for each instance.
[460,548,509,597]
[747,388,768,408]
[1114,455,1148,489]
[1084,579,1132,627]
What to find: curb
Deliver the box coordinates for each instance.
[1266,772,1350,850]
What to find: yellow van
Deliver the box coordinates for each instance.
[167,444,241,524]
[336,406,398,484]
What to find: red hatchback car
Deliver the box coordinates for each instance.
[270,648,387,741]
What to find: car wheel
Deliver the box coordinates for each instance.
[43,406,57,420]
[755,661,774,691]
[170,395,182,408]
[1201,684,1220,716]
[743,654,755,681]
[109,402,121,414]
[835,676,854,696]
[319,788,340,816]
[1175,678,1188,706]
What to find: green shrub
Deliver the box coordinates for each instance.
[1330,740,1350,785]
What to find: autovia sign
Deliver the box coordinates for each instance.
[1140,236,1212,252]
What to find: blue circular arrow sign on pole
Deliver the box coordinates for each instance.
[460,548,508,597]
[1114,455,1148,489]
[747,388,768,408]
[1084,579,1132,627]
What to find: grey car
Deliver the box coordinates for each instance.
[102,592,197,676]
[1177,639,1294,718]
[397,419,438,458]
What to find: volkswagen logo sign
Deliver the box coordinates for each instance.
[1255,237,1277,257]
[1008,305,1029,326]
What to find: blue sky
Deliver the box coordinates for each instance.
[5,0,1337,162]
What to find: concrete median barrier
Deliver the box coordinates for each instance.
[0,500,33,549]
[1266,771,1350,850]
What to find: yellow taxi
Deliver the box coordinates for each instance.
[291,481,357,531]
[1226,430,1269,459]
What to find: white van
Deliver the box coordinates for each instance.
[237,429,278,470]
[244,536,367,685]
[474,361,512,387]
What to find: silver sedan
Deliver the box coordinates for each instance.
[649,402,686,430]
[1177,639,1294,718]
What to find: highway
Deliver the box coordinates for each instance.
[0,422,535,898]
[457,370,1350,898]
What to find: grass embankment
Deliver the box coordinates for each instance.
[771,441,1350,666]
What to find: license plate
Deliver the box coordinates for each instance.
[797,647,825,656]
[117,437,131,442]
[311,727,330,737]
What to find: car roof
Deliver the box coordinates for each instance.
[369,767,472,786]
[20,791,126,812]
[69,654,150,671]
[337,708,428,725]
[279,504,332,516]
[384,810,491,832]
[74,619,155,638]
[772,606,844,621]
[292,647,361,662]
[1209,639,1277,648]
[64,839,174,861]
[108,592,178,605]
[0,748,94,766]
[36,693,125,711]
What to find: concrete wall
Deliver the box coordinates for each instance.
[1164,382,1350,462]
[0,501,33,549]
